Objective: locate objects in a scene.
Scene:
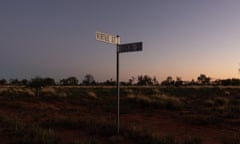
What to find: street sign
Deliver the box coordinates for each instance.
[96,31,143,135]
[119,42,143,53]
[96,31,120,44]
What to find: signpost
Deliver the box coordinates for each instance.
[119,42,143,53]
[96,31,143,135]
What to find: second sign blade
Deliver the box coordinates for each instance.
[118,42,143,53]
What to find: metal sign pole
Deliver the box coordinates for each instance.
[96,32,142,135]
[116,35,120,135]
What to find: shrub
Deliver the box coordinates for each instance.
[214,97,229,106]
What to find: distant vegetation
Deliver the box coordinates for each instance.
[1,74,240,86]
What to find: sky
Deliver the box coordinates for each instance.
[0,0,240,82]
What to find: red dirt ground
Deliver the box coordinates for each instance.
[122,111,239,144]
[0,97,239,144]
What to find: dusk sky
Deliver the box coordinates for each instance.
[1,0,240,82]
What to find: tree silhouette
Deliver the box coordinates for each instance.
[0,79,7,85]
[137,75,153,85]
[44,77,56,86]
[152,76,159,85]
[161,76,174,86]
[219,78,240,86]
[60,77,79,85]
[82,74,96,85]
[128,76,136,85]
[175,77,183,86]
[29,77,45,96]
[103,78,115,86]
[21,79,29,85]
[9,79,21,85]
[197,74,211,85]
[28,77,56,96]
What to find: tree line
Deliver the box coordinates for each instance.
[0,74,240,86]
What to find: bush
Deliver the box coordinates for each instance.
[214,97,229,106]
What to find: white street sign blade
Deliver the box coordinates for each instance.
[118,42,143,53]
[96,31,120,44]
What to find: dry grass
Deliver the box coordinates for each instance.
[0,87,35,97]
[87,91,98,99]
[127,93,183,110]
[41,87,58,97]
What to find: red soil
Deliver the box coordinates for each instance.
[0,97,239,144]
